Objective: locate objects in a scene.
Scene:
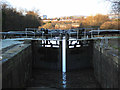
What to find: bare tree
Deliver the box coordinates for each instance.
[107,0,120,15]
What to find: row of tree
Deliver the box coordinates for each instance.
[1,2,43,32]
[40,14,119,30]
[79,14,120,30]
[79,14,109,28]
[100,20,120,30]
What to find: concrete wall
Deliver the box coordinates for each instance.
[93,39,119,88]
[2,39,120,89]
[67,41,93,71]
[2,44,32,88]
[31,40,61,70]
[32,40,94,71]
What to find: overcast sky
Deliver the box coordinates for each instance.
[4,0,111,18]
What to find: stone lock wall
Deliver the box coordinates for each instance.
[31,40,61,70]
[93,39,119,88]
[66,41,94,71]
[2,44,32,88]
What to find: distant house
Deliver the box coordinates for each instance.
[60,25,67,28]
[55,24,60,29]
[43,19,51,22]
[72,23,80,28]
[60,19,72,21]
[43,19,58,22]
[108,14,120,19]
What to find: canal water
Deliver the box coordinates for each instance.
[26,37,101,89]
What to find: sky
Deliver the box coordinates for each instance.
[3,0,111,18]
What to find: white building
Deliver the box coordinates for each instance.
[41,15,47,19]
